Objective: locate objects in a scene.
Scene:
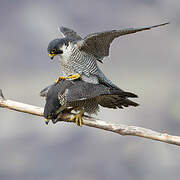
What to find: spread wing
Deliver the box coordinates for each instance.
[78,22,169,60]
[59,26,82,40]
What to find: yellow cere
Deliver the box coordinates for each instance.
[49,53,55,57]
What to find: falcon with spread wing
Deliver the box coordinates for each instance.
[47,22,169,88]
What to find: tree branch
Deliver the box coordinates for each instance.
[0,89,180,146]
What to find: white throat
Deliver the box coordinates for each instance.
[57,42,76,76]
[58,43,73,62]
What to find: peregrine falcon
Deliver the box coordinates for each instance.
[42,79,138,126]
[47,22,169,88]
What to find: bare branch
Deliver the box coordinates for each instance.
[0,89,43,116]
[0,89,180,146]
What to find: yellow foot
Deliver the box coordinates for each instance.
[70,110,85,126]
[55,76,66,84]
[67,74,81,80]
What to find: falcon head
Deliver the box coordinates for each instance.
[47,38,69,59]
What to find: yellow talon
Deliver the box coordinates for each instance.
[55,74,81,83]
[55,76,67,84]
[67,74,81,80]
[70,110,85,126]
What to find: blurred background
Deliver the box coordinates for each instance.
[0,0,180,180]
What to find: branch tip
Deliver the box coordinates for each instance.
[0,89,5,100]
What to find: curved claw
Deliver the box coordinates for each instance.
[55,74,81,84]
[55,76,66,84]
[70,110,85,126]
[67,74,81,80]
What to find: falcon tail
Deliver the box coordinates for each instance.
[114,89,139,107]
[110,90,138,98]
[117,98,139,108]
[99,94,139,109]
[99,88,139,109]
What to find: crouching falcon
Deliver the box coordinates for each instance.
[41,79,138,126]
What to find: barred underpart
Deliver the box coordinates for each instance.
[58,43,99,84]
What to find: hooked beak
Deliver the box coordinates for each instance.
[49,53,55,60]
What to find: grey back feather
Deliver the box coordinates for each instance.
[56,80,111,102]
[55,79,138,105]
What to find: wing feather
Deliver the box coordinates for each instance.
[78,22,169,60]
[43,79,139,119]
[64,81,110,102]
[59,26,82,40]
[57,80,139,108]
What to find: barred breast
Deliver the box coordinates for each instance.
[58,43,99,84]
[68,98,100,114]
[58,91,99,114]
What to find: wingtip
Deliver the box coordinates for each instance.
[161,22,170,26]
[151,22,170,29]
[161,22,170,25]
[124,92,138,98]
[57,26,61,33]
[58,26,68,33]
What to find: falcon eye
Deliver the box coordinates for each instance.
[50,49,56,54]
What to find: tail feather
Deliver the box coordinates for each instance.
[117,98,139,107]
[109,90,138,98]
[99,94,139,109]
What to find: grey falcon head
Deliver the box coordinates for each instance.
[47,38,70,59]
[47,26,82,60]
